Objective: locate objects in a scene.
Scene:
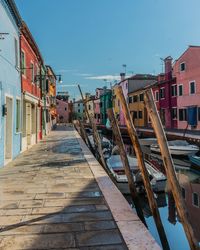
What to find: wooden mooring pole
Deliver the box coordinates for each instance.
[78,84,107,170]
[144,88,199,250]
[115,86,170,250]
[107,108,147,226]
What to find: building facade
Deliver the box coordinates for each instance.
[21,21,43,151]
[151,57,177,129]
[46,65,57,131]
[56,98,69,123]
[73,100,84,120]
[100,88,112,125]
[0,0,22,167]
[173,46,200,131]
[94,88,103,124]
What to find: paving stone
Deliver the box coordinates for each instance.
[19,200,44,208]
[0,126,128,249]
[0,233,75,249]
[43,222,84,233]
[44,197,105,207]
[62,211,113,223]
[84,220,117,231]
[76,229,123,247]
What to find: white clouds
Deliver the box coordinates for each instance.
[74,73,93,77]
[85,75,121,81]
[58,69,78,73]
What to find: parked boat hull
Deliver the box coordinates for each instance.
[116,179,167,194]
[151,146,199,156]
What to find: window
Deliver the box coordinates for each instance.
[181,187,186,199]
[133,111,137,119]
[178,85,183,96]
[179,109,187,121]
[78,109,80,113]
[139,111,143,119]
[78,103,80,107]
[129,96,132,103]
[31,63,34,83]
[190,81,195,94]
[88,105,91,110]
[198,107,200,121]
[16,99,21,133]
[133,95,138,102]
[192,193,199,207]
[155,91,159,101]
[139,93,144,101]
[14,38,19,68]
[21,51,26,75]
[171,108,177,120]
[180,62,185,71]
[160,88,165,99]
[65,107,67,111]
[171,85,177,97]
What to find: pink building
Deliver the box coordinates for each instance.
[173,46,200,130]
[94,88,104,124]
[56,99,69,123]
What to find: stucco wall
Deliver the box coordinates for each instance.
[0,1,21,167]
[174,47,200,130]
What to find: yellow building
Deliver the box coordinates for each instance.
[128,89,147,127]
[85,93,95,122]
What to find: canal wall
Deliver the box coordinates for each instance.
[74,129,161,250]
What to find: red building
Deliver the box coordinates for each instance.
[20,21,43,151]
[150,57,177,129]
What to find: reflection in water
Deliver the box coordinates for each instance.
[124,144,200,250]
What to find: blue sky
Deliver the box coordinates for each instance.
[15,0,200,100]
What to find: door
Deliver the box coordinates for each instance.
[26,103,31,145]
[5,97,13,159]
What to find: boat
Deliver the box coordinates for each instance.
[106,155,167,194]
[149,153,191,170]
[139,138,157,146]
[189,155,200,168]
[150,140,199,156]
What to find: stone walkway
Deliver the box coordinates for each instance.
[0,125,127,250]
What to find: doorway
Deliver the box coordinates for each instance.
[5,96,13,160]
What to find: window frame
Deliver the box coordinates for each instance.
[155,90,159,102]
[16,98,21,133]
[30,62,34,83]
[21,50,26,76]
[192,192,199,208]
[138,110,143,119]
[178,84,183,96]
[179,108,187,121]
[189,81,196,95]
[180,62,186,72]
[160,87,165,99]
[171,107,177,120]
[139,93,144,102]
[171,84,177,97]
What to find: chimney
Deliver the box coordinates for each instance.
[164,56,173,80]
[120,72,126,81]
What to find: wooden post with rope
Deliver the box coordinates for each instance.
[107,108,147,226]
[115,85,170,250]
[144,88,199,250]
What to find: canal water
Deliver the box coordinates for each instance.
[125,144,200,250]
[101,132,200,250]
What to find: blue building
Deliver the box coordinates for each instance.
[0,0,22,167]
